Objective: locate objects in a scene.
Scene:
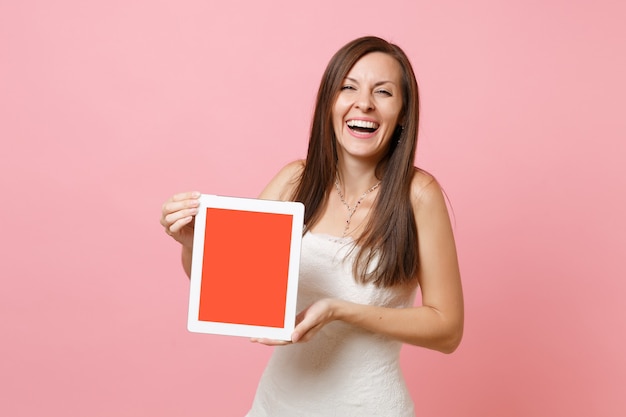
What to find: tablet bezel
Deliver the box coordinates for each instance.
[187,194,304,340]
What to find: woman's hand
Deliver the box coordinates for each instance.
[250,298,339,346]
[160,191,201,249]
[291,298,338,343]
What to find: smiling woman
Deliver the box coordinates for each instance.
[160,36,463,417]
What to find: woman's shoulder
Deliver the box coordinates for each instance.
[409,168,446,211]
[258,159,305,201]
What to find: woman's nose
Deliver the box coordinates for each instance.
[355,91,374,111]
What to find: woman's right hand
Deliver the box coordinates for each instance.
[160,191,201,249]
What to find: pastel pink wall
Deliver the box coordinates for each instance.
[1,1,624,416]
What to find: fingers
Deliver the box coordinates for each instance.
[290,299,337,343]
[291,311,319,343]
[161,191,201,217]
[160,191,201,230]
[166,214,194,235]
[292,321,324,343]
[171,190,201,203]
[250,338,292,346]
[162,205,197,229]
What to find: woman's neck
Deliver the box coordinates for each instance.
[335,160,381,203]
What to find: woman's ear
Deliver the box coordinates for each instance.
[394,124,404,143]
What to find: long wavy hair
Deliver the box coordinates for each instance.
[292,36,421,287]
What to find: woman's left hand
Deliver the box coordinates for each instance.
[250,298,339,346]
[291,298,338,343]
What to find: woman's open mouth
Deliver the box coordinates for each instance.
[346,119,379,134]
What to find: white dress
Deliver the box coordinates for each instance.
[246,232,418,417]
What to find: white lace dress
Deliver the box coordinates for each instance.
[245,232,418,417]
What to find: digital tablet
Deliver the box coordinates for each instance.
[187,194,304,340]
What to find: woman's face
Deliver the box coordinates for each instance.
[332,52,404,164]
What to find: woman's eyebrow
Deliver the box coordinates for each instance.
[344,77,397,87]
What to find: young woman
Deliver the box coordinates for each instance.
[160,36,464,416]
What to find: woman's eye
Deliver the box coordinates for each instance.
[341,85,356,91]
[376,89,392,96]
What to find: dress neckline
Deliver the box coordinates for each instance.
[306,230,355,245]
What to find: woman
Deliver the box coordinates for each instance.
[160,36,463,416]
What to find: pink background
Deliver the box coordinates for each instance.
[1,1,625,416]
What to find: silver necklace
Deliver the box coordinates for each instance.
[334,178,381,237]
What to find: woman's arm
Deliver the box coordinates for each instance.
[289,176,464,353]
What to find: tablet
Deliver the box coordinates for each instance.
[187,194,304,340]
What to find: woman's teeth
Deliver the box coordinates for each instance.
[347,120,379,133]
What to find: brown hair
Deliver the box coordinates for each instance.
[292,36,420,287]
